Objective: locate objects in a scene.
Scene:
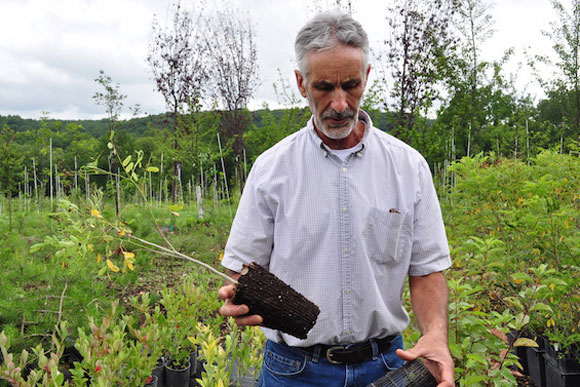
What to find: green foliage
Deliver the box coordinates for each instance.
[440,151,580,378]
[0,323,70,386]
[0,126,24,194]
[244,107,307,162]
[3,144,580,386]
[0,270,265,387]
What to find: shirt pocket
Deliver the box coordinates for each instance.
[363,207,406,263]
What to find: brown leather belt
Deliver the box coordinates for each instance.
[301,335,398,365]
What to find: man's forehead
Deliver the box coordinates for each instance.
[305,47,365,78]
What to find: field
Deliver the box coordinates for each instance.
[1,150,579,386]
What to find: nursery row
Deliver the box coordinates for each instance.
[1,150,579,386]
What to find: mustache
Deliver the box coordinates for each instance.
[322,109,355,120]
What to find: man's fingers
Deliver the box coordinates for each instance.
[396,348,418,361]
[218,282,263,328]
[437,363,455,387]
[217,283,237,300]
[220,301,249,317]
[396,346,455,387]
[220,302,263,326]
[234,314,263,327]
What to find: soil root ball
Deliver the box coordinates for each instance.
[232,262,320,339]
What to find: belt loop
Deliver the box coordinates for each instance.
[312,345,322,363]
[370,339,379,360]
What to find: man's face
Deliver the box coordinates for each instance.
[295,45,370,140]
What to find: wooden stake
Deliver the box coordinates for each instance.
[217,132,232,219]
[49,137,53,207]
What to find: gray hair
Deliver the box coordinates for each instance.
[295,11,369,78]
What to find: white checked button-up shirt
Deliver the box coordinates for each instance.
[222,110,451,347]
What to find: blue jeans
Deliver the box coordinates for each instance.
[257,335,405,386]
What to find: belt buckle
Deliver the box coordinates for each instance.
[326,346,345,365]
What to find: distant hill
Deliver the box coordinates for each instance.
[1,109,395,139]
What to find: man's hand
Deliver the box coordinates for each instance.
[400,271,455,387]
[396,333,454,387]
[217,270,263,327]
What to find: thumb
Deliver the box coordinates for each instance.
[396,348,418,362]
[218,284,237,301]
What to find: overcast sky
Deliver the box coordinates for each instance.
[0,0,555,120]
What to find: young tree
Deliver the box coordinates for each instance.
[542,0,580,140]
[310,0,353,14]
[446,0,495,154]
[148,0,208,202]
[93,70,126,133]
[205,3,259,192]
[93,71,127,219]
[379,0,458,144]
[0,125,23,233]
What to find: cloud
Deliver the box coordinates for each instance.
[0,0,165,119]
[0,0,556,119]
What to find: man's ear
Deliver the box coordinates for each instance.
[295,70,308,98]
[363,63,371,87]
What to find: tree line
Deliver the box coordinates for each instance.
[2,0,580,208]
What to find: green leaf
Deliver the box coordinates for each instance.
[122,155,131,167]
[510,272,532,283]
[98,266,107,276]
[515,313,531,330]
[109,130,115,140]
[147,166,160,173]
[513,338,538,348]
[30,243,44,253]
[529,302,553,313]
[504,297,524,310]
[107,142,113,150]
[544,278,568,287]
[131,171,138,181]
[464,375,487,384]
[466,353,487,365]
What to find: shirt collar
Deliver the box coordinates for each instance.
[307,110,373,158]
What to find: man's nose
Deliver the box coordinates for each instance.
[329,88,348,113]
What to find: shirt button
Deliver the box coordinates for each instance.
[344,288,351,295]
[345,330,351,335]
[342,207,348,213]
[344,248,350,253]
[342,167,347,173]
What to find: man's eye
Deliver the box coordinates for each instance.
[315,84,333,91]
[342,81,360,90]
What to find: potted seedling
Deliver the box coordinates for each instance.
[164,348,191,387]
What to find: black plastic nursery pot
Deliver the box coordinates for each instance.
[189,348,198,379]
[367,359,437,387]
[144,374,159,387]
[543,345,580,387]
[152,357,166,387]
[525,336,547,387]
[164,360,191,387]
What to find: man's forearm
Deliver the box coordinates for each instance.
[409,271,449,338]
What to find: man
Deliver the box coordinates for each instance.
[218,11,454,387]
